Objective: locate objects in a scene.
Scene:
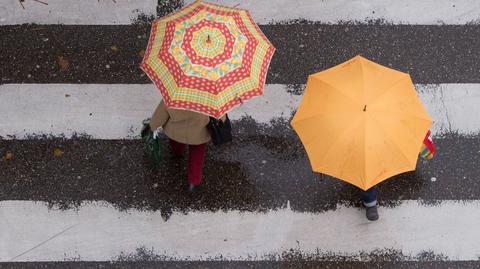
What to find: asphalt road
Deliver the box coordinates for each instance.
[1,24,480,85]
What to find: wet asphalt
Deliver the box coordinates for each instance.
[1,24,480,85]
[1,118,479,219]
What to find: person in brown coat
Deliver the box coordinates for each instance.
[149,100,225,193]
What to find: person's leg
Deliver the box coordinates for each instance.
[169,139,185,157]
[361,186,379,221]
[360,186,377,207]
[187,143,208,187]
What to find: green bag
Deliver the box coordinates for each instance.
[141,118,161,166]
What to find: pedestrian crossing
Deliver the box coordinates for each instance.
[1,84,478,139]
[1,0,480,268]
[3,0,480,25]
[0,0,157,25]
[185,0,480,25]
[1,200,480,261]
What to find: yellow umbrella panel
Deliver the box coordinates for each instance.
[291,56,432,190]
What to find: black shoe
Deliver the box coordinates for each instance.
[366,206,379,221]
[187,183,201,193]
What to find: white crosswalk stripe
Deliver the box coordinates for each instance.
[2,0,480,25]
[1,84,479,139]
[0,0,157,25]
[1,200,480,261]
[186,0,480,25]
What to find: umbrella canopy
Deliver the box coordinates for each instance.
[291,56,432,190]
[141,0,275,118]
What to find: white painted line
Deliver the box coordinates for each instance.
[2,0,480,25]
[417,84,480,135]
[0,84,478,139]
[0,0,156,25]
[1,200,480,261]
[187,0,480,25]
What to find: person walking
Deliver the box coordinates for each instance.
[148,100,226,193]
[138,2,274,193]
[362,130,436,221]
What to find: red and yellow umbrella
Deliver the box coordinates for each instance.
[141,0,276,118]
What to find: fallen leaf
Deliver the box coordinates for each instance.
[138,49,145,57]
[57,56,69,72]
[111,45,119,52]
[53,148,64,157]
[3,151,13,161]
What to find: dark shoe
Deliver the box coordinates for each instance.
[187,183,201,193]
[366,206,379,221]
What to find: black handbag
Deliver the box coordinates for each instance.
[207,114,232,146]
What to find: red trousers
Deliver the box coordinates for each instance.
[169,139,207,186]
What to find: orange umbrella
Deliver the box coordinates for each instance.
[291,56,432,190]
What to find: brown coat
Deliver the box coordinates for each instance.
[149,100,225,145]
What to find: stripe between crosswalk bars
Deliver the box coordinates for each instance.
[2,0,480,25]
[186,0,480,25]
[1,200,479,261]
[0,0,157,25]
[0,84,478,139]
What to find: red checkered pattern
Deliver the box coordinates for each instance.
[140,0,276,118]
[182,19,235,67]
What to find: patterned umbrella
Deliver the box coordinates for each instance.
[140,0,275,118]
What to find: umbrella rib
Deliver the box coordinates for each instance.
[297,114,344,149]
[359,57,366,104]
[372,109,432,124]
[368,74,411,105]
[371,116,419,169]
[292,111,356,126]
[312,115,364,170]
[315,77,363,107]
[293,78,362,123]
